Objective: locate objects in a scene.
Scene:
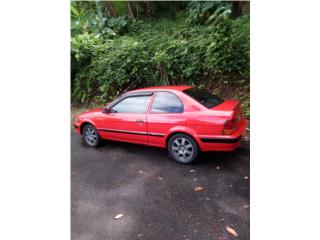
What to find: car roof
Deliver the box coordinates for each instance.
[129,85,193,93]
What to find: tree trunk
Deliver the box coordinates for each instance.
[176,3,180,12]
[140,1,147,15]
[241,2,250,15]
[128,1,135,19]
[140,1,154,17]
[103,1,117,18]
[145,1,152,17]
[232,2,240,18]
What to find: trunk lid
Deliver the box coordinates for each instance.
[212,100,243,128]
[211,100,240,112]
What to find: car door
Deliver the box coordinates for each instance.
[98,93,153,144]
[147,91,185,147]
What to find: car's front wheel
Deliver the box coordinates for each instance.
[82,124,100,147]
[168,133,198,164]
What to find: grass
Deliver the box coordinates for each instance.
[71,103,103,123]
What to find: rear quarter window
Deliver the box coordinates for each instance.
[151,92,183,113]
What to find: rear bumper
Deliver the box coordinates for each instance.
[200,135,242,144]
[198,119,247,152]
[199,139,242,151]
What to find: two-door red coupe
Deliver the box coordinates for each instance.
[74,86,247,164]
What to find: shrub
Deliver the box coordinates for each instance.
[71,5,250,104]
[106,16,132,35]
[71,33,105,102]
[186,1,230,25]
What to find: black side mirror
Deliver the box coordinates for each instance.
[102,107,110,114]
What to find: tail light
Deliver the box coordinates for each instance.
[223,119,236,135]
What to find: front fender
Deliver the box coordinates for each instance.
[79,119,97,134]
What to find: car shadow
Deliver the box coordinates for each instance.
[88,138,250,168]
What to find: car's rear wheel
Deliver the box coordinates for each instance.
[168,134,198,164]
[82,124,100,147]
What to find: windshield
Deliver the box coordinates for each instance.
[183,87,224,108]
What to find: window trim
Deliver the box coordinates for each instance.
[109,93,153,114]
[148,91,184,114]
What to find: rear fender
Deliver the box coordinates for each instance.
[165,126,203,151]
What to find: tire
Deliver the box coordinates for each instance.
[82,124,100,147]
[168,133,198,164]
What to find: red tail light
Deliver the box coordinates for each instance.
[223,119,236,135]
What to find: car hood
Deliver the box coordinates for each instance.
[81,108,103,114]
[77,108,103,119]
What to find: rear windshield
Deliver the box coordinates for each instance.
[183,88,224,108]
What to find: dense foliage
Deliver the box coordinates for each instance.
[71,1,250,108]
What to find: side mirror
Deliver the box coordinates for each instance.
[102,107,110,114]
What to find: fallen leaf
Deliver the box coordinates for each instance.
[216,166,220,170]
[226,226,238,237]
[114,214,123,219]
[194,186,204,192]
[189,169,196,172]
[244,176,249,180]
[138,170,144,174]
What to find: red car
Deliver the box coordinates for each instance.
[74,86,247,164]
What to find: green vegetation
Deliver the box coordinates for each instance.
[71,1,250,116]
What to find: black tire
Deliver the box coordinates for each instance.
[82,124,100,147]
[168,133,198,164]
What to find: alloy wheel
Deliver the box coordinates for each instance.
[84,126,98,146]
[171,137,194,163]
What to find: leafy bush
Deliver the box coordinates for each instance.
[230,16,250,78]
[71,1,114,38]
[71,3,250,104]
[106,16,132,35]
[71,33,105,102]
[186,1,230,25]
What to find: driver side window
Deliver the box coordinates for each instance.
[111,96,151,113]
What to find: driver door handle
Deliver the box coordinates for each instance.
[136,119,144,123]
